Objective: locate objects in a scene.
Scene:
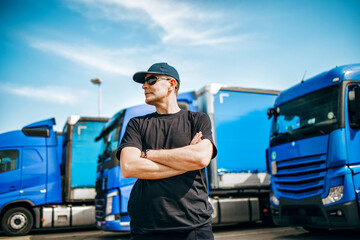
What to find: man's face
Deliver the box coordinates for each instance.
[142,74,172,105]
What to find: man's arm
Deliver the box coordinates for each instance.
[120,146,186,179]
[144,132,214,171]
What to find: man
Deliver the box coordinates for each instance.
[116,62,217,240]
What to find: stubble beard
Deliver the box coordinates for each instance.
[145,94,157,105]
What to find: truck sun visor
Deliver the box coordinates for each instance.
[22,128,50,137]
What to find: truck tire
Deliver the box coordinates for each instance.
[1,207,34,236]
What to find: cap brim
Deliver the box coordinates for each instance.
[133,72,148,83]
[133,71,175,84]
[132,71,157,83]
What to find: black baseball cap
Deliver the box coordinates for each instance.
[133,62,180,84]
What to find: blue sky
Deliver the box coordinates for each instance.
[1,0,359,133]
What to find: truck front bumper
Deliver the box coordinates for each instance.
[271,197,360,229]
[96,219,130,232]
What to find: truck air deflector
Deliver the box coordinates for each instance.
[22,118,56,129]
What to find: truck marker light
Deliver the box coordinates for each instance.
[322,185,344,205]
[41,218,45,222]
[333,77,340,82]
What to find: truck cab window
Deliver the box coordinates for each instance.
[100,126,121,157]
[348,84,360,128]
[0,150,19,173]
[108,127,120,153]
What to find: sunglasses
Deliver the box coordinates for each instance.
[144,75,172,85]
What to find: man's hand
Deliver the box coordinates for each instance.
[120,147,186,179]
[190,131,203,145]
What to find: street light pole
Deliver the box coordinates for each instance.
[91,78,102,117]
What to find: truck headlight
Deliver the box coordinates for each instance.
[270,192,279,206]
[106,191,119,215]
[322,185,344,205]
[105,215,115,221]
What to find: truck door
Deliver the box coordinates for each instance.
[347,84,360,206]
[347,84,360,165]
[20,147,47,205]
[0,149,21,199]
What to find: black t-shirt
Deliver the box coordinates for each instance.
[117,110,217,234]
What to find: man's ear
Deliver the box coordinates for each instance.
[169,78,177,91]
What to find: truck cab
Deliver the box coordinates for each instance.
[0,116,108,236]
[267,64,360,230]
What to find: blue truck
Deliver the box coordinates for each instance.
[95,85,279,231]
[267,63,360,231]
[0,116,108,236]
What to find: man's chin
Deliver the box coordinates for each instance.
[145,98,156,105]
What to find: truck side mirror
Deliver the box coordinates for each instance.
[267,107,279,120]
[348,86,360,128]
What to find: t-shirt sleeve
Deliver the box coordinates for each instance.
[116,118,143,160]
[194,113,217,159]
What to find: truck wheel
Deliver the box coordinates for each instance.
[1,207,34,236]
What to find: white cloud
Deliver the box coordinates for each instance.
[29,40,135,76]
[2,84,89,104]
[68,0,244,46]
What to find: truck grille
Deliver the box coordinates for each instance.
[274,154,326,199]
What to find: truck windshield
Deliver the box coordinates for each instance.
[270,85,340,146]
[98,112,124,161]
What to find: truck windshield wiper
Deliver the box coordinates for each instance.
[295,123,327,135]
[295,124,313,131]
[271,131,290,140]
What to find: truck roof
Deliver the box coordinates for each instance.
[275,63,360,106]
[23,118,56,129]
[0,118,56,148]
[196,84,280,96]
